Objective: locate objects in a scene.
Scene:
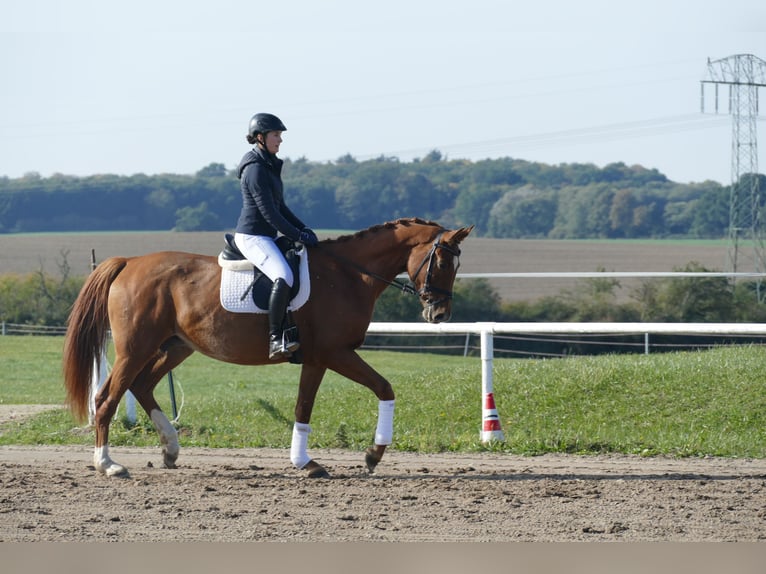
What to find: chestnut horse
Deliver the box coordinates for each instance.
[63,218,472,478]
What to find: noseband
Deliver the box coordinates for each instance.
[407,232,461,308]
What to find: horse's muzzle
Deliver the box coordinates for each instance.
[423,304,451,323]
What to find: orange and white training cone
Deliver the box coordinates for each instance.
[481,392,505,443]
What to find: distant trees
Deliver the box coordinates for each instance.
[487,186,557,237]
[503,263,766,326]
[0,252,82,326]
[0,155,748,239]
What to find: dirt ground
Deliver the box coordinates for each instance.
[1,437,765,542]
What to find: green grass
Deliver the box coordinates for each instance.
[1,336,765,458]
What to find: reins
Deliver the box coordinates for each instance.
[321,231,461,306]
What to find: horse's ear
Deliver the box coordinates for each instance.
[451,225,474,244]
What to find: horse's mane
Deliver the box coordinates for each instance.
[327,217,443,244]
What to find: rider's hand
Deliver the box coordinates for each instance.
[298,228,319,247]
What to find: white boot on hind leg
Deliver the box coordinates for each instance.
[93,445,128,477]
[151,409,179,468]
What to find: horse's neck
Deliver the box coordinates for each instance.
[335,227,416,279]
[366,233,411,277]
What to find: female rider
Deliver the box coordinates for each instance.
[234,113,318,359]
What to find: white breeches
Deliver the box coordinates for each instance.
[234,233,294,287]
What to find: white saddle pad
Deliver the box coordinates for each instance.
[218,250,311,314]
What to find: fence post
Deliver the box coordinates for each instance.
[463,333,470,357]
[479,325,504,442]
[89,350,137,425]
[89,350,109,425]
[125,392,137,424]
[167,370,178,420]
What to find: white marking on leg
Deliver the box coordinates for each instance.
[93,445,127,477]
[150,409,179,468]
[290,422,312,469]
[375,399,395,445]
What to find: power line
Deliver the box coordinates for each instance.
[351,113,734,161]
[701,53,766,298]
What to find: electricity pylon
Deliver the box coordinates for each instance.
[701,54,766,299]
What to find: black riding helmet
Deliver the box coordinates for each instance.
[248,113,287,139]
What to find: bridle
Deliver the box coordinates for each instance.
[405,232,461,308]
[324,232,461,309]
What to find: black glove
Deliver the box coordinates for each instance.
[298,228,318,247]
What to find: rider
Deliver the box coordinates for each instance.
[234,113,319,360]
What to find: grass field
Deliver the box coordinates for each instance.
[1,336,764,458]
[0,231,729,301]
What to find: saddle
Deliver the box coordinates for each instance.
[219,233,302,309]
[218,234,309,364]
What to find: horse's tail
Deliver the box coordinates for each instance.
[62,257,128,422]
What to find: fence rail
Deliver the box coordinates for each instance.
[367,321,766,336]
[1,322,67,336]
[364,320,766,356]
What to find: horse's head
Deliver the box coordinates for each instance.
[407,224,474,323]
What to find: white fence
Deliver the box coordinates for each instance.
[366,321,766,442]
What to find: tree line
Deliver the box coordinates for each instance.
[2,151,760,239]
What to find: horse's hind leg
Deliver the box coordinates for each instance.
[130,337,194,469]
[93,355,150,477]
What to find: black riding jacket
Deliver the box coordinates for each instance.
[235,146,306,240]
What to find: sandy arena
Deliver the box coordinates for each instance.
[1,442,765,542]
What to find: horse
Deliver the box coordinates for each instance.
[63,218,473,478]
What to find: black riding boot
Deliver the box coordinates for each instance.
[268,278,300,360]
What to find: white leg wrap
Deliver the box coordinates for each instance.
[375,399,395,445]
[151,408,179,463]
[290,422,312,469]
[93,445,127,477]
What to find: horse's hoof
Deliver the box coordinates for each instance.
[365,448,381,473]
[307,467,331,479]
[162,451,178,469]
[305,460,331,479]
[95,455,129,477]
[104,463,129,478]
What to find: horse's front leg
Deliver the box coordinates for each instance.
[327,350,396,474]
[364,399,395,473]
[293,364,331,478]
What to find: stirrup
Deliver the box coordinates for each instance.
[269,332,298,360]
[269,338,291,360]
[283,326,300,353]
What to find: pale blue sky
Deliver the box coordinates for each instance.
[1,0,764,183]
